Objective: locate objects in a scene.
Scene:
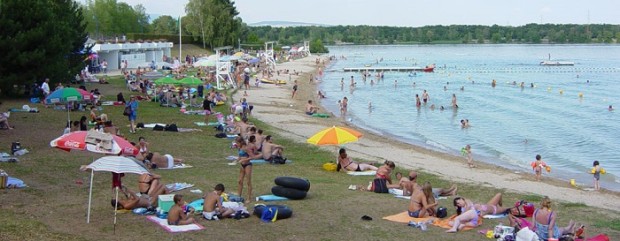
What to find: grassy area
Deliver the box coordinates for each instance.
[0,76,619,240]
[169,44,212,59]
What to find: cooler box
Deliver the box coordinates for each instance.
[158,194,175,213]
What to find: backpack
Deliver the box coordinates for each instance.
[436,207,448,218]
[260,207,278,223]
[214,124,224,132]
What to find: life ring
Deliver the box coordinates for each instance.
[253,204,293,219]
[274,176,311,191]
[271,186,307,200]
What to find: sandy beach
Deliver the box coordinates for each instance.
[232,55,620,211]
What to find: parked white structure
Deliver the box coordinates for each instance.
[91,41,174,70]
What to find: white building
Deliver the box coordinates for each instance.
[91,40,173,70]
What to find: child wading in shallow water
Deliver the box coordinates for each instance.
[463,145,475,168]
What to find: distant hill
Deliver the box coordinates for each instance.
[248,21,330,27]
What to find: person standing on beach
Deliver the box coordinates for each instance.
[463,145,475,168]
[422,90,429,104]
[342,97,348,119]
[126,96,138,133]
[292,80,298,99]
[340,78,344,90]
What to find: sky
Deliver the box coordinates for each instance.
[84,0,620,27]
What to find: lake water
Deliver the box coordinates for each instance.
[320,44,620,191]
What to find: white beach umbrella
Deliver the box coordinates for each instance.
[85,156,149,232]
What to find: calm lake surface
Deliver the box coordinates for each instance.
[320,44,620,190]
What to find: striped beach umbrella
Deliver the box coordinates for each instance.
[307,126,363,146]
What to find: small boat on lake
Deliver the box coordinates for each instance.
[540,61,574,66]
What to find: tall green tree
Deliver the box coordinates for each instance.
[185,0,242,49]
[150,15,178,35]
[81,0,149,39]
[0,0,89,97]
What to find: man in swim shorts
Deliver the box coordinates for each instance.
[168,194,195,225]
[306,100,319,115]
[262,135,284,162]
[203,184,234,220]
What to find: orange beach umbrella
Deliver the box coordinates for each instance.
[307,126,363,146]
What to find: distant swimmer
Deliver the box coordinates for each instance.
[412,82,416,88]
[451,94,458,108]
[440,106,445,111]
[609,105,614,111]
[430,104,435,110]
[422,90,429,104]
[492,79,497,87]
[460,86,464,91]
[531,83,535,88]
[368,101,372,109]
[444,86,448,91]
[394,79,398,88]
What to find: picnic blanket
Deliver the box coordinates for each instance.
[432,214,481,231]
[257,194,289,202]
[9,108,39,113]
[177,128,202,132]
[382,211,435,224]
[347,170,376,176]
[159,164,193,170]
[165,183,195,192]
[146,216,204,233]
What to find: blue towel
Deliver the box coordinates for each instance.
[257,194,289,201]
[7,177,26,188]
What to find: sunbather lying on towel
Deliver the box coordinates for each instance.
[337,148,377,172]
[168,194,195,225]
[145,152,183,169]
[112,186,159,210]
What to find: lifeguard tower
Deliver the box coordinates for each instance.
[264,41,276,70]
[214,46,235,89]
[302,41,311,56]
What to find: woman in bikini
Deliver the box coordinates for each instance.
[408,182,438,218]
[137,173,168,197]
[447,193,509,232]
[337,148,378,172]
[237,136,261,202]
[135,136,150,161]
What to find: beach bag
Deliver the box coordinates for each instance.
[323,162,337,172]
[271,156,286,164]
[122,106,131,116]
[153,124,165,131]
[436,207,448,218]
[260,207,278,223]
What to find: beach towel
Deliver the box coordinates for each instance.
[165,183,195,192]
[394,195,448,200]
[382,211,435,224]
[226,156,238,161]
[9,108,39,113]
[177,128,202,132]
[0,153,19,162]
[6,177,27,188]
[146,216,204,233]
[143,123,167,128]
[194,122,208,126]
[188,199,204,212]
[483,213,508,219]
[159,164,193,170]
[347,170,376,176]
[182,110,206,115]
[257,194,289,202]
[432,214,481,231]
[251,159,292,164]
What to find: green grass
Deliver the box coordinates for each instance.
[0,75,619,240]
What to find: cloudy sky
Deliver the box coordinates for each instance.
[88,0,619,27]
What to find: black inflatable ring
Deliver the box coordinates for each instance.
[272,186,307,200]
[274,176,311,191]
[253,204,293,219]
